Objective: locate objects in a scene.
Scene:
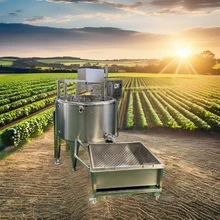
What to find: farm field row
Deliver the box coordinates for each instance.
[119,76,220,131]
[0,73,77,148]
[0,73,220,148]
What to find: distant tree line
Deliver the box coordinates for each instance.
[107,51,219,75]
[0,66,77,73]
[0,50,219,74]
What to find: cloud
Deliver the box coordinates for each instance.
[106,1,143,10]
[23,16,56,23]
[23,12,131,24]
[8,10,22,17]
[46,0,220,16]
[180,26,220,40]
[150,0,220,10]
[46,0,106,3]
[60,12,131,22]
[46,0,143,12]
[175,26,220,55]
[46,0,108,5]
[0,23,170,59]
[9,13,18,16]
[145,7,220,16]
[0,23,219,59]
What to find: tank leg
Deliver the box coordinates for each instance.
[154,192,160,201]
[54,133,61,165]
[69,141,78,171]
[89,196,97,204]
[54,111,61,165]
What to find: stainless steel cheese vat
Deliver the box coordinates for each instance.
[55,95,117,143]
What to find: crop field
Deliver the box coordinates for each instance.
[0,73,220,220]
[0,73,220,148]
[117,74,220,131]
[0,58,15,67]
[0,73,76,148]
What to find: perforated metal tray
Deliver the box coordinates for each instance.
[89,142,164,171]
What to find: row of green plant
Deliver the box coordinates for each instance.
[123,77,133,88]
[168,88,220,116]
[0,78,53,91]
[0,81,56,98]
[139,77,148,87]
[125,92,134,128]
[0,91,56,114]
[1,108,54,147]
[154,92,197,130]
[0,97,55,126]
[141,91,163,127]
[157,91,211,130]
[135,92,148,128]
[0,85,57,105]
[161,90,220,131]
[147,90,180,128]
[179,80,220,100]
[117,98,122,112]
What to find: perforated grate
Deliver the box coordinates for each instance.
[89,142,160,169]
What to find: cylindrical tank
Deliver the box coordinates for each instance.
[55,95,117,143]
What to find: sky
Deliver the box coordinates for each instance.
[0,0,220,59]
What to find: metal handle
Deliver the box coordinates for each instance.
[74,139,90,170]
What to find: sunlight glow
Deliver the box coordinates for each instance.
[176,47,191,59]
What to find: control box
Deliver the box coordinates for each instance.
[107,80,123,99]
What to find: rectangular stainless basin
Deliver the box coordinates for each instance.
[88,142,164,199]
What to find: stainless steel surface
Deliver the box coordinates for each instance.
[78,68,104,83]
[107,80,123,99]
[104,133,116,143]
[89,142,161,171]
[56,95,117,143]
[92,169,162,189]
[74,139,90,170]
[88,142,164,190]
[54,69,121,167]
[57,79,87,99]
[78,68,104,93]
[53,69,165,200]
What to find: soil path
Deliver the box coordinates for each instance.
[0,128,219,220]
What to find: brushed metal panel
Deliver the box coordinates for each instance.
[56,96,117,143]
[94,169,159,189]
[90,142,160,169]
[89,142,164,190]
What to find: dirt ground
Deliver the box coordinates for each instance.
[0,127,219,220]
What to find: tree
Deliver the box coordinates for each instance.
[200,50,215,59]
[200,50,215,74]
[191,50,216,74]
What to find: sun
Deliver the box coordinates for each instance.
[176,48,191,59]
